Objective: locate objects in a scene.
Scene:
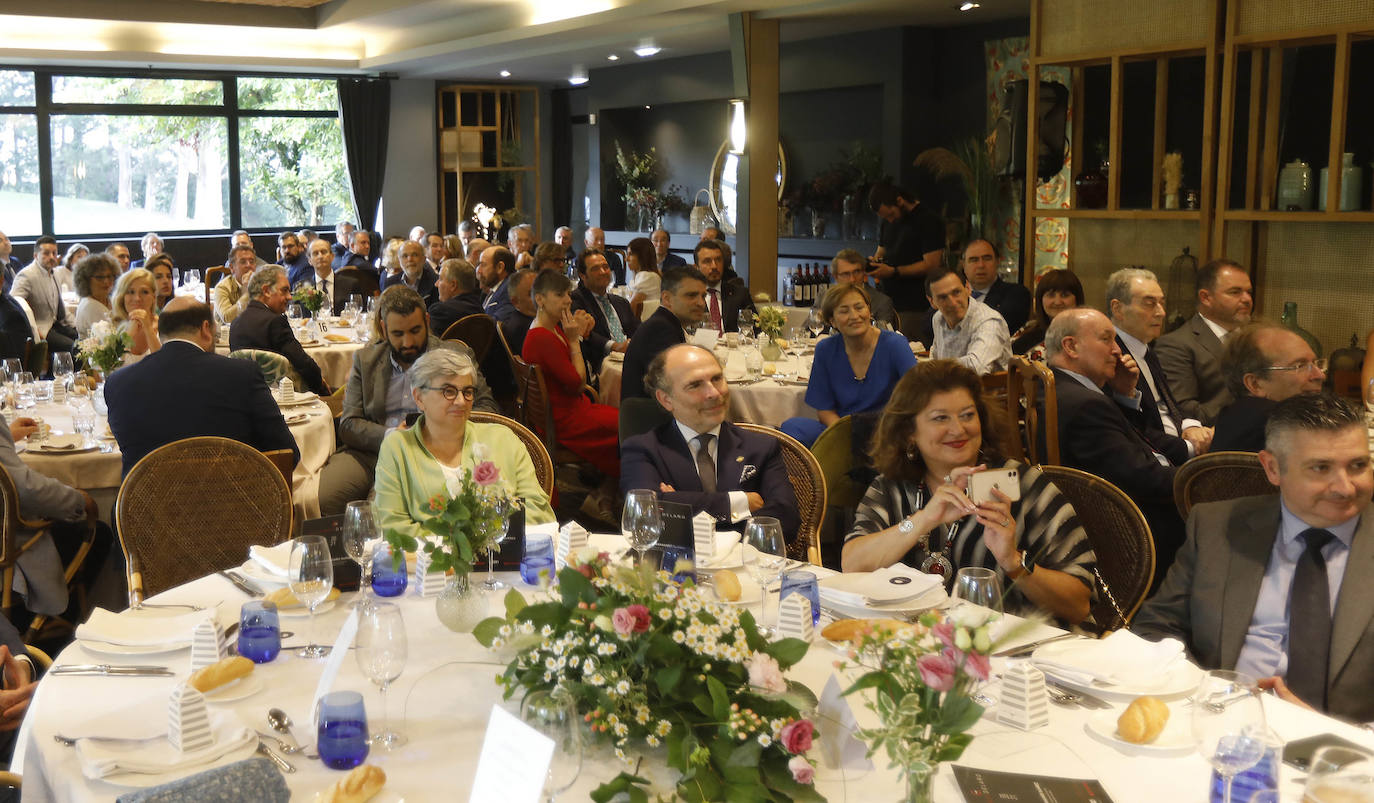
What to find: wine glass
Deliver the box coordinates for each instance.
[1192,670,1267,803]
[183,269,201,288]
[2,358,21,393]
[737,309,756,343]
[1303,745,1374,803]
[51,352,74,387]
[953,567,1003,704]
[343,501,377,607]
[522,689,583,801]
[806,306,825,339]
[743,516,786,637]
[288,535,335,658]
[621,489,662,565]
[287,303,303,325]
[355,602,408,749]
[482,499,513,592]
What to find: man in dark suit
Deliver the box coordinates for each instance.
[622,265,708,402]
[428,258,485,340]
[571,248,638,376]
[1135,393,1374,721]
[1105,267,1212,464]
[584,227,626,286]
[652,229,686,271]
[1044,308,1185,588]
[478,245,517,321]
[380,240,438,306]
[0,267,34,363]
[107,297,299,476]
[1155,259,1253,425]
[621,344,800,539]
[962,239,1030,334]
[696,239,753,334]
[330,221,353,261]
[0,230,20,285]
[500,269,537,356]
[228,265,329,395]
[1212,323,1326,452]
[331,229,374,275]
[297,238,362,317]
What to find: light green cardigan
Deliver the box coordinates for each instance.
[374,416,556,544]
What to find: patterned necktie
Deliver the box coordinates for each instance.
[708,288,722,333]
[596,294,626,343]
[695,433,717,493]
[1144,346,1183,424]
[1287,528,1335,710]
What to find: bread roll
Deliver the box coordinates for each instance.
[188,656,254,693]
[1117,696,1169,744]
[820,618,911,644]
[320,764,386,803]
[263,586,341,609]
[713,569,742,601]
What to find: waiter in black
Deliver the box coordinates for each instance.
[865,182,944,343]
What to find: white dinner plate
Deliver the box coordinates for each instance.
[708,574,762,606]
[33,435,96,453]
[300,341,324,349]
[96,740,259,789]
[819,583,947,621]
[202,673,265,703]
[1032,640,1204,700]
[277,599,336,618]
[283,413,310,426]
[237,560,291,587]
[1084,704,1197,754]
[75,638,191,658]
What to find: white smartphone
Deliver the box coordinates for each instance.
[967,468,1020,505]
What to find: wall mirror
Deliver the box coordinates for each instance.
[707,141,786,235]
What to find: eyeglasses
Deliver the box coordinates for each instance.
[421,384,476,402]
[1264,358,1328,373]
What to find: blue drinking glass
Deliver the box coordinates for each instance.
[779,570,821,626]
[370,542,408,598]
[237,601,280,663]
[317,691,370,770]
[1210,741,1278,803]
[658,545,696,584]
[520,533,555,585]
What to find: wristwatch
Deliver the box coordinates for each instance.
[1006,551,1035,581]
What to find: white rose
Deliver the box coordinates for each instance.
[950,604,995,629]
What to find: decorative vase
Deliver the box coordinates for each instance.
[625,200,639,230]
[760,338,783,361]
[903,766,936,803]
[810,210,827,239]
[1280,301,1323,359]
[435,574,485,633]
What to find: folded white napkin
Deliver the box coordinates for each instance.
[819,564,943,608]
[75,608,209,648]
[75,709,256,780]
[698,532,743,568]
[1032,629,1186,687]
[248,543,294,578]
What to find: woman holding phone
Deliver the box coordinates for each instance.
[841,359,1096,626]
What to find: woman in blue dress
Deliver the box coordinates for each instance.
[781,283,917,446]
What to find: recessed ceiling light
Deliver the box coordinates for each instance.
[634,45,661,57]
[959,2,980,10]
[568,74,589,85]
[607,54,619,61]
[499,70,511,78]
[644,105,651,109]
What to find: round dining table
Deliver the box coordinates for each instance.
[15,550,1373,802]
[214,330,364,393]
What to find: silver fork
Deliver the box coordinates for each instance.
[129,600,211,611]
[1046,686,1083,707]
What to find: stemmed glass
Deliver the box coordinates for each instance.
[2,358,21,395]
[621,489,662,565]
[1192,670,1267,803]
[288,535,335,658]
[522,689,583,801]
[343,501,377,608]
[953,567,1003,704]
[737,309,756,344]
[1304,745,1374,803]
[51,352,74,392]
[806,306,825,339]
[183,269,201,289]
[355,602,408,749]
[287,304,303,326]
[482,499,514,592]
[743,516,786,637]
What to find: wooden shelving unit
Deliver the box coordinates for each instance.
[436,84,541,238]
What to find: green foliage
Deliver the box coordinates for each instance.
[384,460,521,577]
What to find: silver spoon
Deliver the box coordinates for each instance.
[268,708,318,758]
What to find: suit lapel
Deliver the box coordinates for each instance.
[1193,315,1224,360]
[718,423,741,488]
[367,344,391,422]
[1330,512,1374,683]
[1219,499,1281,669]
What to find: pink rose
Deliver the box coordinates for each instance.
[779,719,814,754]
[746,652,787,694]
[931,621,956,648]
[917,652,957,692]
[611,607,636,636]
[472,460,500,486]
[788,755,814,785]
[963,649,991,682]
[625,604,651,633]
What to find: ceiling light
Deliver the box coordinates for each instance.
[607,54,619,61]
[568,73,589,86]
[499,70,511,78]
[728,98,747,154]
[959,2,981,10]
[644,105,651,109]
[634,45,661,57]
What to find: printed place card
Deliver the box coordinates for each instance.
[468,705,555,803]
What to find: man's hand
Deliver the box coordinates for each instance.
[611,341,630,353]
[1107,352,1140,397]
[746,492,764,511]
[866,259,894,280]
[1258,676,1314,711]
[81,490,99,524]
[1182,425,1214,455]
[0,646,35,732]
[9,417,38,442]
[0,645,30,689]
[659,482,676,493]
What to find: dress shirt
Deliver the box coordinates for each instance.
[315,272,334,312]
[675,420,749,522]
[383,352,419,431]
[1058,367,1171,467]
[1200,313,1231,344]
[11,261,67,338]
[1235,501,1356,680]
[930,298,1010,373]
[1117,328,1203,447]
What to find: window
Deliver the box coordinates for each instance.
[0,69,354,237]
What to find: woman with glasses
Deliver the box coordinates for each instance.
[73,253,118,337]
[374,348,555,543]
[1212,322,1328,452]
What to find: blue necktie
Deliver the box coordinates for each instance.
[597,295,626,342]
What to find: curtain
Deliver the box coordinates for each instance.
[337,78,391,233]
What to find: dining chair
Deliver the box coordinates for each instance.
[1015,355,1059,465]
[510,356,599,468]
[116,436,292,601]
[491,322,523,419]
[809,415,861,568]
[323,384,346,420]
[22,337,47,378]
[1037,465,1155,635]
[617,397,672,443]
[226,349,304,391]
[734,423,825,565]
[441,313,497,362]
[0,462,97,641]
[203,267,228,304]
[1172,450,1276,520]
[468,411,554,497]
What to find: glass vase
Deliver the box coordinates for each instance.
[435,574,486,633]
[760,338,783,361]
[903,765,936,803]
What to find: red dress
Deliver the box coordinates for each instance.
[522,325,621,477]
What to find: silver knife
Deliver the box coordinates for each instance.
[51,665,174,677]
[1046,678,1113,709]
[992,633,1078,658]
[257,740,296,774]
[218,570,263,597]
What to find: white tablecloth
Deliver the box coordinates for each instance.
[17,565,1374,801]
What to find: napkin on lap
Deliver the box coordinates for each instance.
[76,608,209,647]
[1032,629,1186,687]
[248,543,294,578]
[76,709,256,780]
[819,564,943,608]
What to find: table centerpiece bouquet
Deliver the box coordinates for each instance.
[291,284,324,317]
[755,305,788,361]
[76,319,132,376]
[474,552,824,802]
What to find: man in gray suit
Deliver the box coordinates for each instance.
[1155,259,1253,425]
[317,285,499,515]
[1134,393,1374,721]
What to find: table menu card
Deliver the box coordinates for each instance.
[951,765,1115,802]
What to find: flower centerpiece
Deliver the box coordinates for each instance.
[76,320,132,376]
[474,553,824,801]
[614,141,662,229]
[291,284,323,317]
[755,305,788,360]
[837,609,1004,803]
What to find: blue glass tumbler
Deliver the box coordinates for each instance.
[1209,742,1278,803]
[237,601,280,663]
[658,545,697,584]
[370,542,408,597]
[317,691,370,770]
[520,533,555,585]
[779,570,821,626]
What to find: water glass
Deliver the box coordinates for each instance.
[316,691,369,770]
[744,348,763,380]
[1193,670,1267,803]
[482,499,514,592]
[287,303,303,324]
[33,380,52,404]
[743,516,786,636]
[72,407,97,446]
[15,373,34,408]
[621,489,662,565]
[183,269,202,287]
[1211,733,1280,803]
[370,541,408,597]
[953,567,1004,614]
[521,690,583,801]
[779,570,820,626]
[289,535,334,658]
[237,601,281,663]
[1303,745,1374,803]
[355,602,407,749]
[520,532,555,585]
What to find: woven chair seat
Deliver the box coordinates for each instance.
[468,412,554,496]
[1172,450,1276,520]
[735,423,825,565]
